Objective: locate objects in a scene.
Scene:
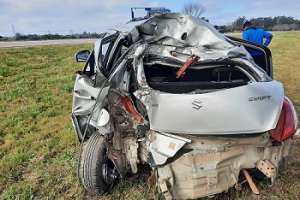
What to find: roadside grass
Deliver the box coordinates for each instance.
[0,31,300,200]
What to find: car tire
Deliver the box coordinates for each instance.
[78,133,116,195]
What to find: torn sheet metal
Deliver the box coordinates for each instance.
[123,137,139,173]
[72,74,110,136]
[72,74,109,116]
[256,160,276,178]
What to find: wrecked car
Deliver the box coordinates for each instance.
[71,13,299,199]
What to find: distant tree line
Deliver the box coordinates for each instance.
[0,32,104,41]
[216,16,300,32]
[1,16,300,41]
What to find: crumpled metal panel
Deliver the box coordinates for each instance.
[156,134,292,199]
[147,80,284,135]
[138,13,231,47]
[72,74,102,116]
[72,74,110,136]
[131,13,253,63]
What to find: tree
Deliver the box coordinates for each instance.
[182,2,205,18]
[15,33,24,40]
[232,16,246,31]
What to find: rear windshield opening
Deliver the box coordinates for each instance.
[144,63,250,93]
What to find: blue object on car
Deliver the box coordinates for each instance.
[243,27,273,57]
[243,27,273,47]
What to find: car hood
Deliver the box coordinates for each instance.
[146,80,284,135]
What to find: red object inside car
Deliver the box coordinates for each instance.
[176,55,199,79]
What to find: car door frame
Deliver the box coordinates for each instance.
[226,36,273,78]
[95,32,124,78]
[72,32,124,142]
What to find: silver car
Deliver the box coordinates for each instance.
[72,13,298,199]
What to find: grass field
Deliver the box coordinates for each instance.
[0,31,299,200]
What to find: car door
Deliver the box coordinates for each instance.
[72,32,123,141]
[226,36,273,78]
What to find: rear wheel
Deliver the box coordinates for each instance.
[78,133,118,195]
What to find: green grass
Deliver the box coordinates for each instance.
[0,31,300,200]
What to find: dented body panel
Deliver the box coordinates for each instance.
[148,81,284,135]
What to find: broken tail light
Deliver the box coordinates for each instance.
[120,96,144,123]
[271,97,298,141]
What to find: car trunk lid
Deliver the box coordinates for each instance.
[147,80,284,135]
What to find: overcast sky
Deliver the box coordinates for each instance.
[1,0,299,36]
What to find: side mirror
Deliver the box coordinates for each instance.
[75,50,90,62]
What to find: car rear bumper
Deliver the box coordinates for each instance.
[155,133,292,199]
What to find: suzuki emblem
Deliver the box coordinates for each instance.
[192,99,203,110]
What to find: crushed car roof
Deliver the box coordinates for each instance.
[127,13,252,62]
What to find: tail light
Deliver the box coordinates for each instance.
[271,97,298,141]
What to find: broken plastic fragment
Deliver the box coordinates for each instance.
[149,132,191,165]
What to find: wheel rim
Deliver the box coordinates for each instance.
[102,157,118,185]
